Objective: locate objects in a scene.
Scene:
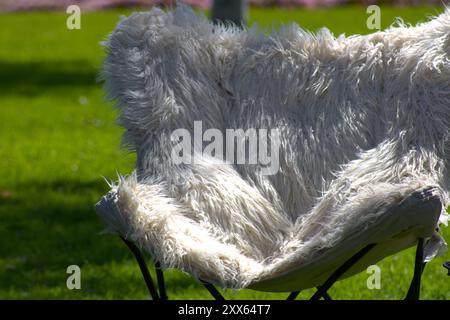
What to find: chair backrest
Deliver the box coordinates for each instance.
[102,6,450,223]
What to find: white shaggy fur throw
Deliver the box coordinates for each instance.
[96,5,450,291]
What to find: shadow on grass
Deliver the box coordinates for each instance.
[0,60,100,96]
[0,177,200,297]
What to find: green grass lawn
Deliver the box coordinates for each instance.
[0,4,449,299]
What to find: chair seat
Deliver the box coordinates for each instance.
[96,173,443,291]
[96,5,450,292]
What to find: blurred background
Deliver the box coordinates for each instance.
[0,0,449,299]
[0,0,447,12]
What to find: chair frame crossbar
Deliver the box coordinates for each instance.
[120,237,430,300]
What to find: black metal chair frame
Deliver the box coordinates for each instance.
[120,236,448,300]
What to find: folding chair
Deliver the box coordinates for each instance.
[96,5,450,300]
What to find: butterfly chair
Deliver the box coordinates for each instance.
[96,6,450,300]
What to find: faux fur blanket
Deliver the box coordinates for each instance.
[96,5,450,291]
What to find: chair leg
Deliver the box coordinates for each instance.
[201,280,225,300]
[321,291,332,300]
[286,291,300,300]
[405,238,426,300]
[155,262,168,300]
[287,288,332,300]
[121,237,160,300]
[310,243,376,300]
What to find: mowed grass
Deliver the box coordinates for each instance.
[0,5,449,299]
